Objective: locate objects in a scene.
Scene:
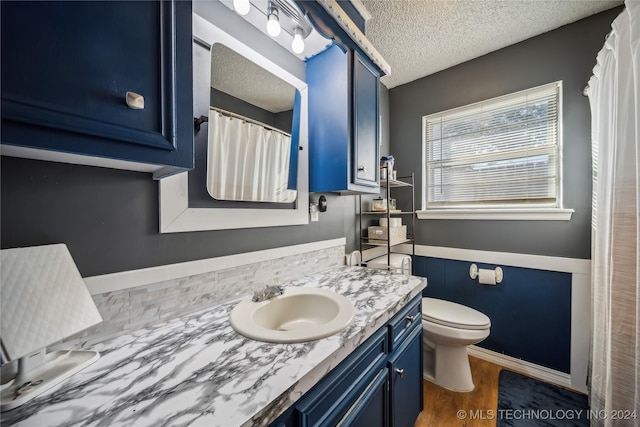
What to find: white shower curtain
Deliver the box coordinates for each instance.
[206,110,297,203]
[587,1,639,424]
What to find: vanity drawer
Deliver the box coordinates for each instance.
[388,295,422,352]
[296,327,387,427]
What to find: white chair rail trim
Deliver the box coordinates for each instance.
[391,244,590,274]
[83,238,346,295]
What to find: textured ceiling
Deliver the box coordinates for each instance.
[211,43,296,113]
[361,0,623,88]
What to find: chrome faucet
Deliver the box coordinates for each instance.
[252,284,285,302]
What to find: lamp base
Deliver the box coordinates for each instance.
[0,349,100,412]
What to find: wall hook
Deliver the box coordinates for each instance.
[194,115,208,133]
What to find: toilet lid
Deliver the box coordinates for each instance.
[422,298,491,330]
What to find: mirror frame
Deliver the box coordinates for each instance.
[160,13,309,233]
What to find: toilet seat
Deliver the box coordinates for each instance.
[422,298,491,330]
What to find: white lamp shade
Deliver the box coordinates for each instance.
[233,0,250,15]
[291,28,304,54]
[267,13,281,37]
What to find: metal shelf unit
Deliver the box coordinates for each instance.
[358,167,416,273]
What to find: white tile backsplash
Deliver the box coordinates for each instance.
[57,244,344,349]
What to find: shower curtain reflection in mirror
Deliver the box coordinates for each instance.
[206,110,297,203]
[206,42,300,204]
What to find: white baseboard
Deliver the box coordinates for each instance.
[468,345,576,392]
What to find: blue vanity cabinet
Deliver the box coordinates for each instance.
[305,8,380,194]
[295,327,388,426]
[269,294,423,427]
[0,1,193,179]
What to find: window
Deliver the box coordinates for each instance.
[419,81,573,220]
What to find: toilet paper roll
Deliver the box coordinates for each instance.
[478,268,496,285]
[379,217,402,227]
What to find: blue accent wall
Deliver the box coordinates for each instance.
[415,256,572,373]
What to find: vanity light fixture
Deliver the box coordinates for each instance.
[266,3,281,37]
[260,0,312,56]
[233,0,251,16]
[291,26,304,54]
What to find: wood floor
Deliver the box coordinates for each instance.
[414,356,503,427]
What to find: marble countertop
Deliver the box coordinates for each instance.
[2,266,426,427]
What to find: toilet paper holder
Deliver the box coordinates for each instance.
[469,263,503,284]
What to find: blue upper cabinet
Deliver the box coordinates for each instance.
[303,3,381,194]
[0,1,193,179]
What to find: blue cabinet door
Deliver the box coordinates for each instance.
[339,368,388,427]
[388,325,423,427]
[352,51,380,188]
[296,327,387,427]
[307,44,350,193]
[0,1,193,178]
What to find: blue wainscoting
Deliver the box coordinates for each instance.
[415,256,572,373]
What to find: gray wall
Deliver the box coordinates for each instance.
[0,157,352,277]
[389,7,621,260]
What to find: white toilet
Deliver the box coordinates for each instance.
[421,297,491,392]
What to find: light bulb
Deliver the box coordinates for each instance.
[291,27,304,54]
[267,11,281,37]
[233,0,250,16]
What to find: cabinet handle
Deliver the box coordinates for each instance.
[395,368,405,378]
[406,315,416,325]
[357,165,367,172]
[125,92,145,110]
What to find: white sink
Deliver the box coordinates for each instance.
[229,287,355,343]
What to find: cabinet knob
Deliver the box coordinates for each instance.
[125,92,145,110]
[406,315,416,325]
[395,368,405,378]
[357,165,367,172]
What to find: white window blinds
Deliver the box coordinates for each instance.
[423,81,562,210]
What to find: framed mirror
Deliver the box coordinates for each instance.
[207,43,298,204]
[159,7,309,232]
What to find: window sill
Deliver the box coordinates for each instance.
[416,208,574,221]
